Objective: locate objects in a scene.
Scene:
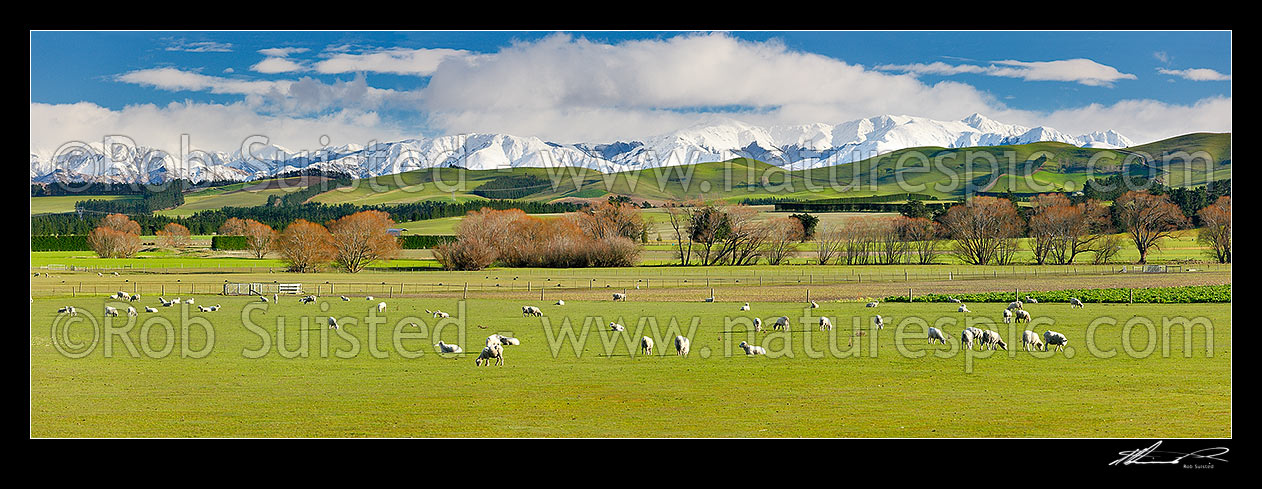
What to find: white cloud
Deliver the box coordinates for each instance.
[223,67,235,73]
[1028,96,1232,144]
[314,47,470,75]
[116,68,287,96]
[1157,67,1231,81]
[30,101,411,162]
[877,58,1138,87]
[1153,51,1171,64]
[163,39,233,53]
[259,47,309,57]
[115,68,421,115]
[251,57,306,74]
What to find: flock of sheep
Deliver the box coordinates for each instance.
[56,291,223,319]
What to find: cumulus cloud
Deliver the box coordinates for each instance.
[115,67,420,115]
[314,47,471,75]
[1157,67,1231,81]
[877,58,1138,87]
[251,57,306,74]
[1029,96,1232,144]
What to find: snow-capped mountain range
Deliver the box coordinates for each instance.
[30,113,1135,184]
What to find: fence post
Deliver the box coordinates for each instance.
[463,283,468,300]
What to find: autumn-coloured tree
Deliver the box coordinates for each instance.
[940,197,1023,265]
[219,217,249,236]
[242,219,278,259]
[1197,196,1231,263]
[326,210,401,273]
[88,213,142,258]
[897,216,943,264]
[156,222,190,250]
[1115,191,1189,264]
[577,200,647,242]
[435,206,642,270]
[277,219,335,272]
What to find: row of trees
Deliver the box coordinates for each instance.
[663,202,806,266]
[433,201,645,270]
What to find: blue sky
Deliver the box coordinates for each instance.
[30,31,1231,155]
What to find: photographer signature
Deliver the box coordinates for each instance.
[1110,441,1229,466]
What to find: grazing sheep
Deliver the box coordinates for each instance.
[612,292,627,301]
[129,294,140,302]
[675,336,690,356]
[866,301,879,308]
[1014,309,1031,324]
[186,298,195,305]
[327,317,340,329]
[197,305,211,312]
[738,341,767,355]
[961,327,983,350]
[773,316,790,331]
[427,309,450,318]
[640,336,654,355]
[958,304,970,313]
[485,334,506,347]
[1025,296,1039,304]
[158,297,173,307]
[209,304,221,312]
[299,295,316,304]
[126,306,137,317]
[555,300,565,306]
[609,322,625,332]
[1043,331,1069,352]
[475,344,504,366]
[365,296,373,301]
[376,302,387,313]
[810,301,819,309]
[114,291,129,300]
[521,306,543,317]
[704,296,715,302]
[1021,330,1044,351]
[752,317,763,332]
[1069,298,1084,308]
[340,296,350,301]
[740,302,750,311]
[144,306,157,313]
[499,336,521,346]
[104,306,119,317]
[436,341,462,354]
[171,297,181,304]
[1003,308,1013,323]
[819,316,833,331]
[873,315,884,330]
[927,327,947,345]
[948,296,962,304]
[980,330,1008,351]
[1006,300,1023,311]
[57,306,77,316]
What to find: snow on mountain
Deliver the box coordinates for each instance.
[30,114,1134,184]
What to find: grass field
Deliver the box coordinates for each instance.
[29,293,1230,437]
[30,195,141,215]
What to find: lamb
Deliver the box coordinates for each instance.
[475,344,504,366]
[873,315,884,330]
[1025,296,1039,304]
[555,300,565,306]
[57,306,76,316]
[948,296,962,304]
[1003,308,1013,324]
[958,304,970,313]
[129,294,140,302]
[675,336,690,356]
[208,304,220,312]
[376,302,387,313]
[640,336,654,355]
[521,306,543,317]
[752,317,763,332]
[171,297,181,304]
[197,305,212,312]
[114,291,129,300]
[327,317,339,329]
[980,330,1008,351]
[1006,300,1023,311]
[299,295,316,304]
[927,327,947,345]
[1014,309,1031,324]
[144,306,157,313]
[104,306,119,317]
[612,292,627,301]
[186,298,195,305]
[740,302,751,311]
[498,336,521,346]
[1069,297,1084,308]
[1021,330,1044,351]
[609,322,625,332]
[773,316,790,331]
[866,301,879,308]
[1043,331,1069,352]
[427,309,450,318]
[738,341,767,355]
[819,316,833,331]
[810,301,819,309]
[127,306,137,317]
[436,341,462,354]
[159,297,174,307]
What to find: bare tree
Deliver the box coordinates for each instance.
[1115,191,1189,264]
[815,223,845,265]
[156,222,190,251]
[763,217,804,265]
[1197,195,1231,263]
[897,216,943,264]
[663,202,696,266]
[940,197,1023,265]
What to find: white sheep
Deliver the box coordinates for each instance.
[1006,300,1023,311]
[1025,296,1039,304]
[609,322,625,332]
[866,301,879,308]
[873,315,884,330]
[958,304,970,313]
[819,316,833,331]
[1021,330,1044,351]
[426,309,450,318]
[197,305,211,312]
[126,306,137,317]
[1043,331,1069,352]
[1069,298,1084,308]
[738,341,766,355]
[980,330,1008,351]
[436,341,462,354]
[948,296,961,304]
[961,327,983,350]
[675,336,690,356]
[773,316,790,331]
[612,292,627,301]
[376,302,387,313]
[752,317,763,332]
[365,296,373,301]
[555,299,565,306]
[1014,309,1031,324]
[810,301,819,308]
[171,297,181,304]
[298,295,315,304]
[144,306,157,313]
[340,296,350,301]
[129,294,140,302]
[640,336,654,355]
[186,298,195,305]
[104,306,119,317]
[57,306,77,316]
[499,336,521,346]
[927,327,947,345]
[114,291,129,300]
[327,317,339,330]
[475,344,504,366]
[208,304,220,312]
[1003,308,1013,323]
[740,302,750,311]
[521,305,543,317]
